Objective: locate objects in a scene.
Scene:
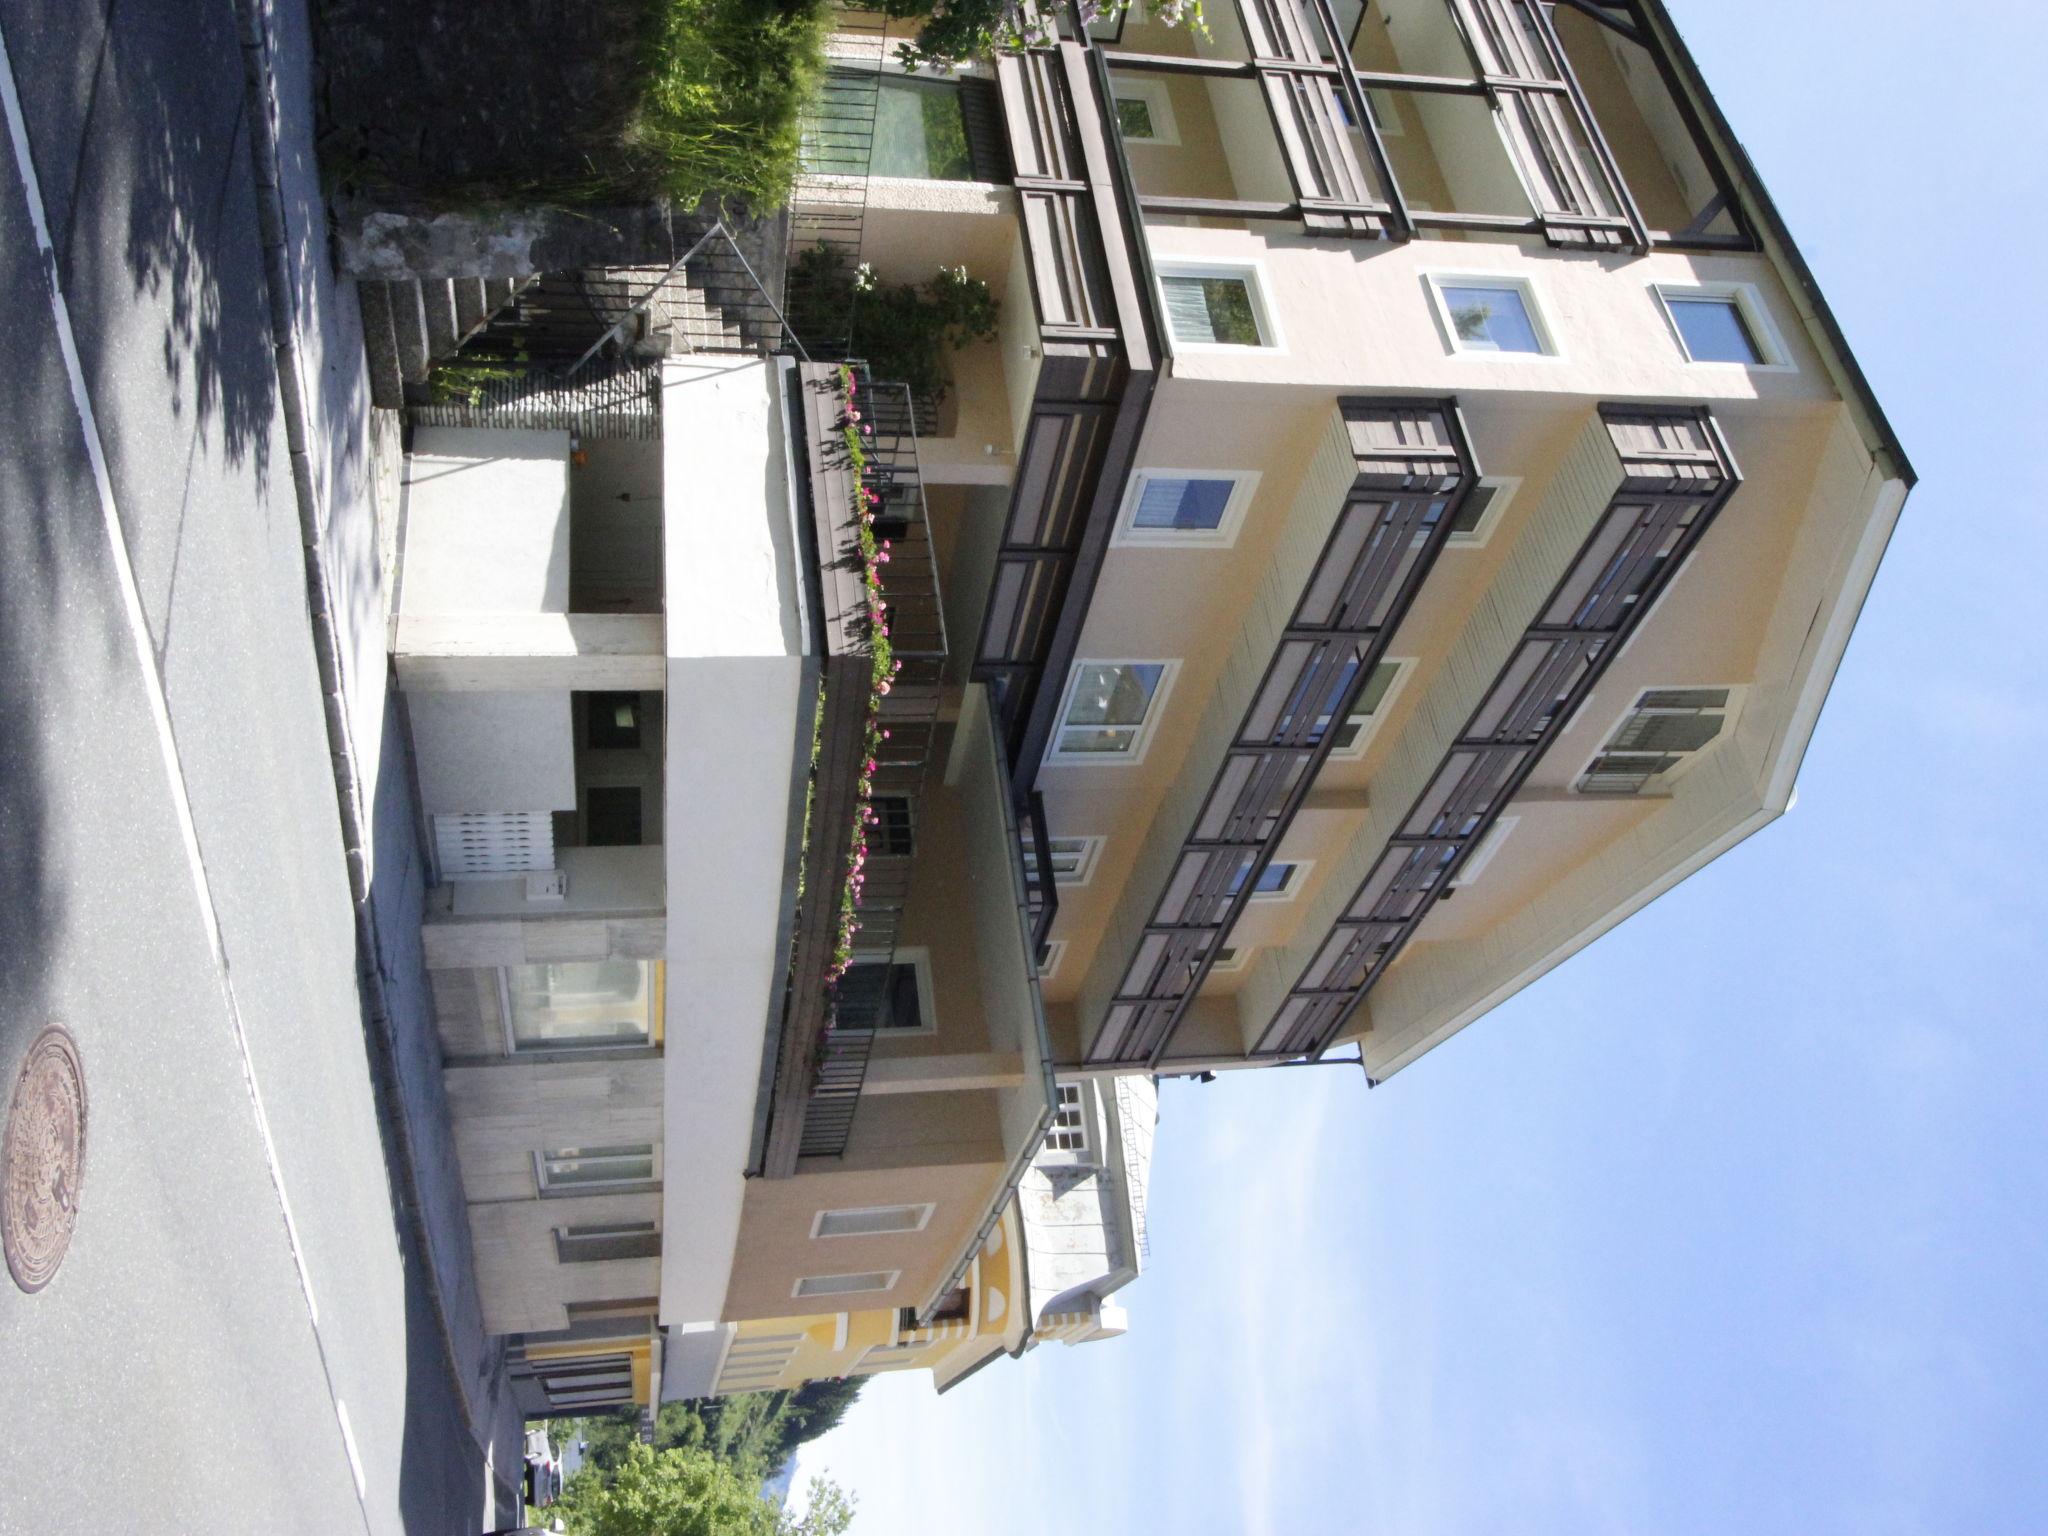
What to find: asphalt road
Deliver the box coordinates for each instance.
[0,2,511,1531]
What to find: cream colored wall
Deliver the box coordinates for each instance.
[724,1158,1003,1321]
[1147,223,1832,399]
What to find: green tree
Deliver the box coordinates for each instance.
[554,1445,857,1536]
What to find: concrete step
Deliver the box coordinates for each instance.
[452,277,488,342]
[357,281,406,410]
[392,281,431,384]
[421,279,459,361]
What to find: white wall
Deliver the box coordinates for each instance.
[408,689,576,819]
[657,357,810,1335]
[403,428,572,615]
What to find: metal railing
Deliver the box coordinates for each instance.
[785,17,891,358]
[791,366,949,1161]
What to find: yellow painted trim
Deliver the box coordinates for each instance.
[525,1335,650,1364]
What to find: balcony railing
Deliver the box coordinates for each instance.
[761,363,949,1173]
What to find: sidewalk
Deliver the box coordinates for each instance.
[236,0,524,1514]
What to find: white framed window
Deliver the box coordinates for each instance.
[835,948,937,1034]
[554,1222,661,1264]
[536,1143,659,1194]
[1047,660,1179,764]
[1447,476,1520,547]
[1156,262,1279,350]
[1425,273,1560,357]
[1209,944,1250,972]
[1110,76,1179,145]
[1651,282,1792,369]
[811,1203,935,1239]
[1320,656,1413,760]
[1037,938,1068,980]
[1228,859,1310,902]
[1575,686,1744,796]
[1114,468,1260,548]
[793,1270,900,1300]
[501,960,658,1053]
[1047,834,1103,885]
[1449,816,1519,888]
[1043,1082,1091,1158]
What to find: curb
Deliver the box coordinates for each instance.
[228,0,504,1473]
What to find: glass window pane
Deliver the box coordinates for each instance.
[1450,481,1499,536]
[1065,664,1164,729]
[1668,295,1760,363]
[543,1146,656,1187]
[1440,284,1543,353]
[1115,95,1155,138]
[871,78,973,180]
[506,960,653,1050]
[1162,275,1263,346]
[1134,477,1234,531]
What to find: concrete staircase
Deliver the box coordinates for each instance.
[358,277,530,409]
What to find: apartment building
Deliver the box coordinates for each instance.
[387,0,1907,1419]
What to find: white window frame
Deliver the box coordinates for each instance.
[1447,475,1521,548]
[1424,271,1563,360]
[535,1143,662,1196]
[554,1222,661,1265]
[1449,815,1519,888]
[1113,467,1261,549]
[1650,281,1794,371]
[1154,260,1283,352]
[1110,75,1179,145]
[498,959,659,1055]
[1571,685,1747,796]
[1326,656,1415,761]
[1047,834,1104,886]
[1209,944,1250,973]
[839,945,939,1036]
[1042,1081,1093,1163]
[1037,938,1068,980]
[793,1269,901,1300]
[1237,857,1311,903]
[1045,659,1181,767]
[810,1203,936,1239]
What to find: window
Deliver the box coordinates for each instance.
[1046,835,1103,885]
[503,960,658,1052]
[1050,661,1176,762]
[537,1144,658,1194]
[793,1270,899,1299]
[1653,283,1787,367]
[813,1204,935,1239]
[871,76,974,180]
[1427,275,1556,356]
[1448,477,1520,547]
[1227,861,1305,900]
[1577,687,1740,795]
[1111,77,1178,145]
[586,693,643,750]
[1157,264,1274,348]
[1036,939,1067,980]
[1210,944,1249,972]
[555,1223,661,1264]
[585,785,643,846]
[870,796,914,857]
[1326,658,1411,758]
[835,952,934,1033]
[1044,1082,1090,1156]
[1449,816,1519,888]
[1116,469,1259,548]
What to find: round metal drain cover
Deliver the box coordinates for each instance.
[3,1025,87,1293]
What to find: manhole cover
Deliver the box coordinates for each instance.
[3,1025,87,1293]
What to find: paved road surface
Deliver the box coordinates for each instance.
[0,1,517,1531]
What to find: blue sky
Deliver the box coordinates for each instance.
[791,2,2048,1529]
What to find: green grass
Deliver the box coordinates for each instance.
[623,0,833,208]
